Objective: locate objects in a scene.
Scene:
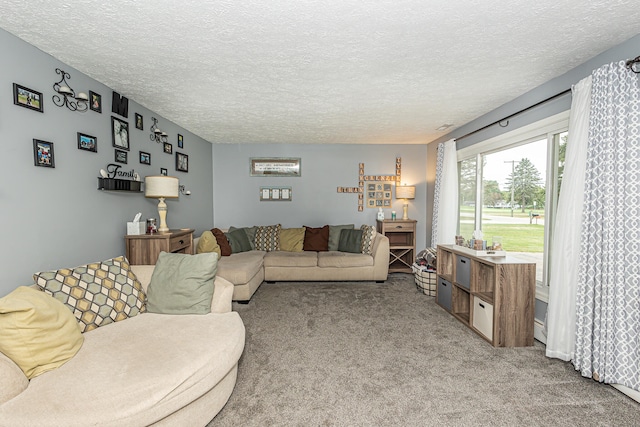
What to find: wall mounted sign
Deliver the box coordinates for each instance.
[337,158,402,212]
[251,158,301,177]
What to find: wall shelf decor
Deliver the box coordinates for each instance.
[52,68,88,112]
[97,177,141,192]
[149,117,168,143]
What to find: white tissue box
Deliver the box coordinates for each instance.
[127,222,146,235]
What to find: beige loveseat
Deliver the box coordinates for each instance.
[214,233,390,302]
[0,267,245,427]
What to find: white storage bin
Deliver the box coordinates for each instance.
[472,296,493,341]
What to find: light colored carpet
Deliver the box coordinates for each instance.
[209,273,639,426]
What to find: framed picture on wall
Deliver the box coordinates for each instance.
[111,117,129,150]
[139,151,151,165]
[178,134,184,148]
[250,158,301,177]
[13,83,43,112]
[176,152,188,172]
[135,113,144,130]
[89,91,102,113]
[115,149,128,164]
[160,168,168,176]
[163,142,173,154]
[77,132,97,153]
[33,139,55,167]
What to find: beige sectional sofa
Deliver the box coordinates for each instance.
[0,267,245,427]
[214,233,390,302]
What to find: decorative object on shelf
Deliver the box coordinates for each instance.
[111,117,129,150]
[250,158,300,177]
[135,113,143,130]
[149,117,168,144]
[338,158,403,212]
[33,139,55,168]
[260,187,292,201]
[178,134,184,148]
[163,142,173,154]
[176,152,189,172]
[89,91,101,113]
[160,168,168,176]
[77,132,97,153]
[145,175,179,233]
[52,68,88,112]
[396,184,416,220]
[115,149,128,164]
[139,151,151,165]
[13,83,43,112]
[179,185,191,196]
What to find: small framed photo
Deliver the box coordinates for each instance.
[14,83,43,112]
[111,117,129,150]
[176,152,189,172]
[77,132,97,153]
[163,142,173,154]
[139,151,151,165]
[33,139,55,167]
[89,91,102,113]
[160,168,168,176]
[135,113,144,130]
[177,134,184,148]
[115,149,128,164]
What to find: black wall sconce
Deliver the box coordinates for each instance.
[179,184,191,196]
[52,68,88,112]
[150,117,168,144]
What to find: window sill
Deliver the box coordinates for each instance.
[535,284,549,303]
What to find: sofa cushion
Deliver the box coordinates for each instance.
[279,227,305,252]
[264,251,318,268]
[147,252,217,315]
[0,286,84,379]
[0,352,28,404]
[338,229,363,253]
[34,256,146,333]
[225,228,252,254]
[228,226,257,250]
[0,311,245,427]
[216,251,265,284]
[328,224,354,251]
[196,230,222,258]
[254,224,281,252]
[303,225,329,251]
[360,224,377,255]
[318,251,374,268]
[212,228,232,256]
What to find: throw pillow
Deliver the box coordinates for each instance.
[254,224,281,252]
[146,252,218,315]
[0,286,84,379]
[211,228,232,256]
[279,227,306,252]
[228,226,257,250]
[34,256,146,333]
[195,230,222,258]
[360,224,377,255]
[303,225,330,251]
[338,229,364,253]
[225,228,252,254]
[328,224,355,251]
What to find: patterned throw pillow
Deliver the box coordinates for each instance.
[33,256,146,333]
[254,224,281,252]
[360,224,377,255]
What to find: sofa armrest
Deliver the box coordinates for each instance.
[371,234,390,280]
[0,351,28,405]
[211,276,234,314]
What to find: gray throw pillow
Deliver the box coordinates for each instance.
[338,229,363,253]
[226,228,252,253]
[328,224,355,251]
[228,226,257,249]
[146,252,218,314]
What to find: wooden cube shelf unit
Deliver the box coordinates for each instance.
[436,244,536,347]
[376,219,416,273]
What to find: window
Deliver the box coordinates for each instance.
[456,112,569,294]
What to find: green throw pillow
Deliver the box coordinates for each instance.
[226,228,252,253]
[338,229,363,253]
[146,252,218,315]
[228,226,257,250]
[328,224,354,251]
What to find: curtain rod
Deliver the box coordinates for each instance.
[454,88,572,142]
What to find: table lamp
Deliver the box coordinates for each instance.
[396,184,416,220]
[145,176,179,232]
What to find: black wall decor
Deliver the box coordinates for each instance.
[111,91,129,118]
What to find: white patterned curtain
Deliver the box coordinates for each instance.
[573,61,640,390]
[431,139,458,246]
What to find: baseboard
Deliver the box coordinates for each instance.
[534,319,546,344]
[612,384,640,404]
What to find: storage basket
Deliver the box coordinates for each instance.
[412,263,436,296]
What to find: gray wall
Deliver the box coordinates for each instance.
[0,28,214,296]
[212,143,429,250]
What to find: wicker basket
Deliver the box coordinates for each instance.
[412,264,436,296]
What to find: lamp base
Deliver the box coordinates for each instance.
[157,197,169,232]
[402,203,409,220]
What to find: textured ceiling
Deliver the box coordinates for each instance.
[1,1,639,144]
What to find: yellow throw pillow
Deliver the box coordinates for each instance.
[196,230,222,258]
[279,227,306,252]
[0,286,84,379]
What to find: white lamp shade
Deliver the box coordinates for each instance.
[396,185,416,200]
[145,176,179,198]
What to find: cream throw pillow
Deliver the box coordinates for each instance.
[279,227,305,252]
[196,230,222,258]
[0,286,84,379]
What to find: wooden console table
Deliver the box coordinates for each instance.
[376,219,417,273]
[125,229,194,265]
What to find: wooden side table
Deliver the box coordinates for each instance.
[125,229,194,265]
[376,219,417,273]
